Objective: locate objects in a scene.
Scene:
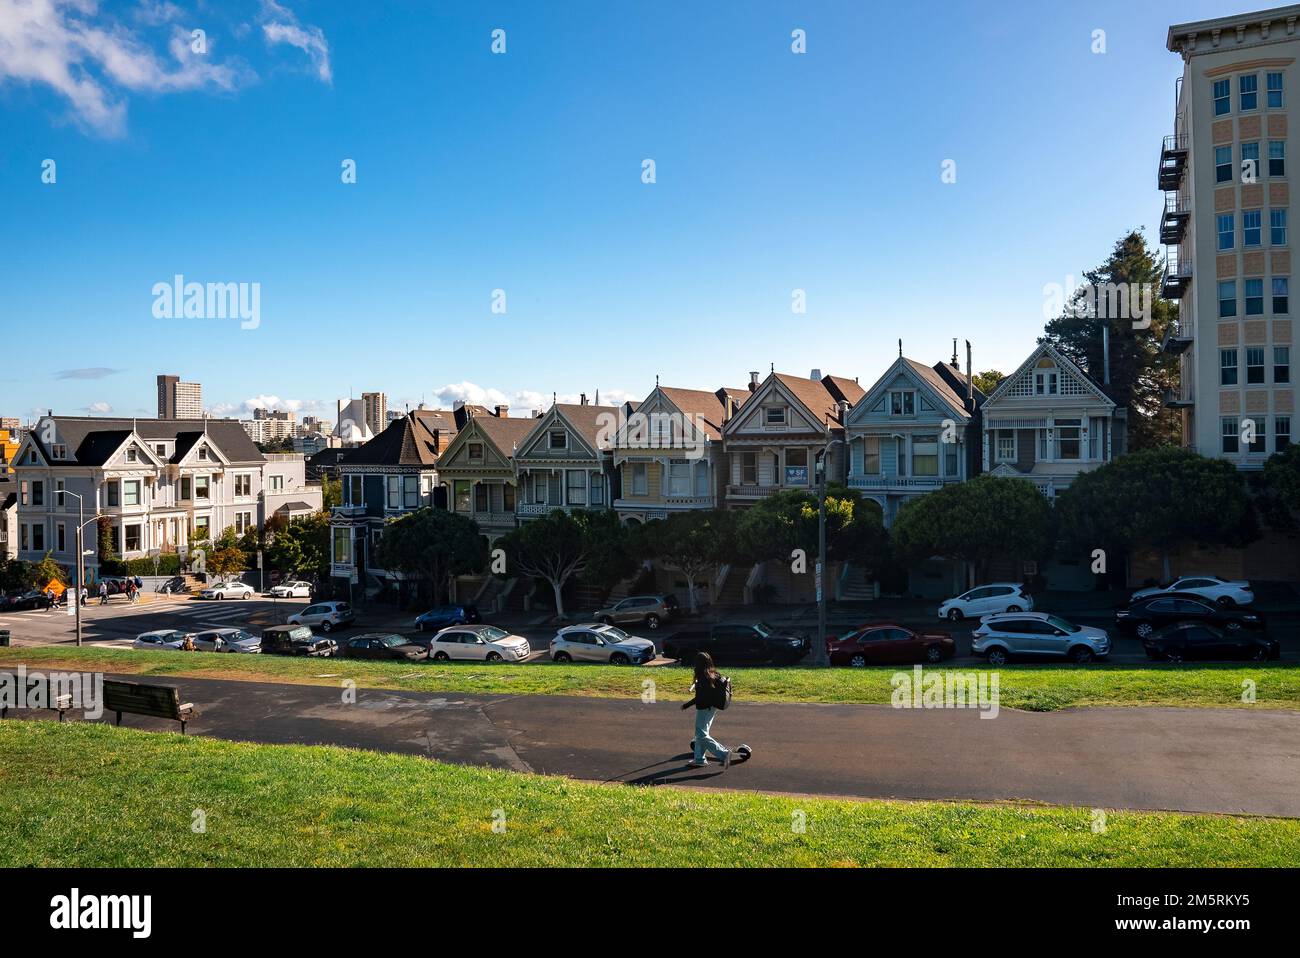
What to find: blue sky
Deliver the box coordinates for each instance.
[0,0,1239,423]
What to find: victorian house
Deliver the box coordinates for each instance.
[437,406,534,541]
[513,398,619,520]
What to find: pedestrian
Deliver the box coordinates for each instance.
[80,586,88,606]
[134,575,143,592]
[680,652,732,769]
[46,587,57,612]
[98,582,108,605]
[128,580,138,604]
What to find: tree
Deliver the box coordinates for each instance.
[1055,447,1258,581]
[973,370,1005,396]
[640,510,738,613]
[1040,230,1180,449]
[266,512,331,582]
[206,527,248,579]
[497,509,618,619]
[574,510,638,595]
[321,477,342,510]
[0,558,36,593]
[33,552,67,588]
[1261,443,1300,528]
[375,507,485,604]
[735,484,879,566]
[891,475,1053,584]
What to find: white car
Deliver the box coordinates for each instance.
[549,623,656,664]
[133,629,190,651]
[937,583,1033,621]
[426,624,531,662]
[1131,575,1254,607]
[192,628,262,653]
[972,612,1110,664]
[269,580,313,598]
[200,581,255,600]
[287,601,355,633]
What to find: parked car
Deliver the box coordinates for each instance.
[414,604,481,631]
[827,623,956,667]
[971,612,1110,664]
[343,633,428,661]
[191,628,263,653]
[0,590,52,612]
[99,577,130,597]
[1142,622,1279,662]
[592,594,679,631]
[269,580,313,598]
[549,623,656,664]
[132,629,191,650]
[423,624,531,662]
[1115,593,1266,639]
[663,622,809,666]
[260,624,337,657]
[200,580,255,600]
[287,601,355,633]
[938,584,1033,621]
[1131,575,1254,607]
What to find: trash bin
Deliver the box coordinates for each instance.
[0,630,10,647]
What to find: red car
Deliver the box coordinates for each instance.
[827,623,956,667]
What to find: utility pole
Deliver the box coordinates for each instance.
[812,437,843,668]
[61,489,99,648]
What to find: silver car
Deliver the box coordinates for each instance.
[192,628,263,653]
[550,623,656,664]
[971,612,1110,664]
[592,594,677,631]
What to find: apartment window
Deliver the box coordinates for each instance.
[179,477,191,501]
[32,524,44,551]
[124,524,141,551]
[1246,278,1264,315]
[453,480,471,512]
[1247,346,1266,384]
[1214,78,1231,115]
[1222,417,1240,454]
[194,475,210,500]
[863,437,881,475]
[1216,145,1233,183]
[106,481,120,507]
[589,472,604,505]
[566,469,586,506]
[912,435,939,476]
[1220,348,1239,385]
[889,391,915,415]
[1268,71,1284,108]
[765,406,787,426]
[1242,142,1260,181]
[1278,416,1292,451]
[1218,213,1235,250]
[1034,369,1058,395]
[669,460,690,496]
[1219,280,1237,318]
[1274,277,1290,313]
[1244,209,1262,246]
[1276,346,1291,383]
[1240,73,1258,111]
[56,523,66,552]
[1249,417,1267,453]
[631,462,648,495]
[1272,208,1289,245]
[234,474,251,496]
[785,448,808,485]
[31,480,43,506]
[475,483,489,513]
[548,430,567,450]
[740,451,757,485]
[468,442,484,461]
[122,479,141,506]
[503,483,515,511]
[1055,420,1082,460]
[996,430,1016,463]
[1270,140,1286,176]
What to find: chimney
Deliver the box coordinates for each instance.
[580,393,588,406]
[495,405,509,418]
[837,399,849,421]
[725,395,735,420]
[748,371,760,392]
[810,368,822,381]
[965,340,974,410]
[533,409,544,418]
[951,338,959,368]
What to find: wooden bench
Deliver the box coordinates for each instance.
[103,680,196,734]
[0,676,73,722]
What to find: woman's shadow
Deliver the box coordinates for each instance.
[613,750,741,786]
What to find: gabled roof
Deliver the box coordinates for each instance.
[341,410,456,467]
[517,403,619,460]
[822,375,865,407]
[772,372,848,426]
[658,386,735,441]
[984,342,1115,407]
[464,414,536,457]
[27,417,264,466]
[902,359,973,417]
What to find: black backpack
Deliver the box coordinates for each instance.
[713,674,733,711]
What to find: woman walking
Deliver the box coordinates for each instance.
[680,652,732,769]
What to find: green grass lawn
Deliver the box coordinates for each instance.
[2,645,1297,711]
[1,720,1296,867]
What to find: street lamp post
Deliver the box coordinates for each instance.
[59,489,101,648]
[813,437,844,668]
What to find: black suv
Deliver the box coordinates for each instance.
[663,622,809,666]
[261,624,337,657]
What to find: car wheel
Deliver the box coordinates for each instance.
[924,645,943,663]
[849,653,867,668]
[986,647,1008,666]
[217,594,224,600]
[433,651,450,661]
[1136,623,1153,638]
[947,608,963,622]
[1251,646,1269,661]
[553,651,572,663]
[610,652,630,665]
[320,621,333,633]
[645,614,660,630]
[1217,596,1235,607]
[1005,605,1023,613]
[1069,646,1095,664]
[1226,621,1241,631]
[1166,650,1184,663]
[486,651,503,662]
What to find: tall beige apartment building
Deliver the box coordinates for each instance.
[362,392,387,439]
[157,374,203,420]
[1163,6,1298,467]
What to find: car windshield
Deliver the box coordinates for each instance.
[598,626,630,641]
[380,635,408,647]
[1046,616,1079,633]
[480,626,509,642]
[753,622,775,637]
[227,630,257,643]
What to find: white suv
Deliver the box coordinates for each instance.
[938,583,1033,621]
[287,601,355,633]
[972,612,1110,664]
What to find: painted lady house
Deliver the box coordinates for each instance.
[513,396,620,520]
[437,404,534,541]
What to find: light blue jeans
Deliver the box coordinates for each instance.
[693,707,730,763]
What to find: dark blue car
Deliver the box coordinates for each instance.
[414,604,481,631]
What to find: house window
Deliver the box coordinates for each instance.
[631,463,648,495]
[179,477,191,501]
[55,479,63,506]
[332,527,350,564]
[468,442,484,461]
[386,476,400,509]
[1089,418,1105,459]
[194,476,210,500]
[669,460,690,496]
[1214,78,1231,115]
[1055,420,1082,460]
[533,473,547,504]
[549,431,567,450]
[566,470,586,506]
[589,472,604,505]
[1274,277,1290,313]
[863,437,881,475]
[475,483,489,512]
[1240,73,1258,111]
[996,430,1016,462]
[765,406,787,426]
[1242,142,1260,181]
[123,480,141,506]
[32,481,43,506]
[1247,346,1266,384]
[198,446,209,461]
[51,443,67,459]
[235,512,252,534]
[403,475,419,508]
[1249,417,1267,453]
[56,523,66,552]
[19,525,27,551]
[1220,348,1239,385]
[126,446,138,463]
[1219,281,1237,318]
[454,480,471,512]
[785,448,808,485]
[1272,208,1288,245]
[106,481,120,507]
[1218,213,1235,250]
[1245,278,1264,314]
[1034,369,1059,395]
[235,475,251,496]
[889,391,915,415]
[122,523,141,552]
[1270,140,1286,177]
[269,475,283,492]
[1269,71,1284,108]
[740,452,757,485]
[1275,346,1291,383]
[944,438,958,477]
[1222,417,1240,454]
[1277,416,1292,452]
[912,435,939,476]
[32,524,44,551]
[155,443,167,458]
[694,461,708,497]
[1216,145,1233,182]
[503,483,515,511]
[1243,209,1262,246]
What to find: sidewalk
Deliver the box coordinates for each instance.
[7,669,1300,817]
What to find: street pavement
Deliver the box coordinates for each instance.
[4,669,1299,817]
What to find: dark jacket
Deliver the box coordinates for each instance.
[682,674,725,711]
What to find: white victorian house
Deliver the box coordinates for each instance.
[980,343,1125,496]
[513,400,618,520]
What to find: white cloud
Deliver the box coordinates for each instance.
[259,0,329,83]
[430,381,641,416]
[84,400,113,414]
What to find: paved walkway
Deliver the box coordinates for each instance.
[6,670,1300,817]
